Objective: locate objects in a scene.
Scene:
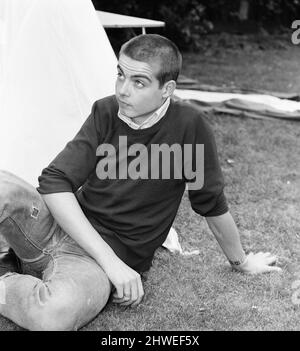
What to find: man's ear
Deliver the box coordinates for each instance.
[162,80,176,98]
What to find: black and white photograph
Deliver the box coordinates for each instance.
[0,0,299,334]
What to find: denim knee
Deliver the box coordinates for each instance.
[0,170,34,220]
[26,282,81,331]
[0,170,54,243]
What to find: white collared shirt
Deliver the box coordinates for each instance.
[118,97,170,130]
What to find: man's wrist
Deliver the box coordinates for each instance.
[229,253,248,268]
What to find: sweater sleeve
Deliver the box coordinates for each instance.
[187,114,228,217]
[37,101,101,194]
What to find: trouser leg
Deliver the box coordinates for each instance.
[0,170,112,330]
[0,170,57,264]
[0,243,111,330]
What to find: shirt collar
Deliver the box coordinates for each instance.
[118,97,170,130]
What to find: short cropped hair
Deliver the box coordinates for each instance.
[119,34,182,87]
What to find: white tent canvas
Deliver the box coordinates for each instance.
[0,0,117,186]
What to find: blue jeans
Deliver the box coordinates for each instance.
[0,170,111,330]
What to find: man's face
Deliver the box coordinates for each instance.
[115,54,166,121]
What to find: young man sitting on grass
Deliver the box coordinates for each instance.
[0,34,281,330]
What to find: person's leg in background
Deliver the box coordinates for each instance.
[0,170,111,330]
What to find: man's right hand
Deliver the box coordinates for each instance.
[42,193,145,307]
[104,256,144,307]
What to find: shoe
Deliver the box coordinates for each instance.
[0,248,21,277]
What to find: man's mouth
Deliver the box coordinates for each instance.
[118,99,131,107]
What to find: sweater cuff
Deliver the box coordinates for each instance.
[203,191,229,217]
[37,167,75,194]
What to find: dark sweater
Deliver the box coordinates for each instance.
[37,95,228,272]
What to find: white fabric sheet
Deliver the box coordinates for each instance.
[0,0,117,186]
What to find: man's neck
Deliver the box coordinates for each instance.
[118,97,171,130]
[131,98,168,125]
[131,113,154,126]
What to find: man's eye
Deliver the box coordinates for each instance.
[135,80,144,88]
[117,72,124,79]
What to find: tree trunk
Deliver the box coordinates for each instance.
[238,0,250,21]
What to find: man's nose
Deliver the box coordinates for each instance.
[119,80,130,97]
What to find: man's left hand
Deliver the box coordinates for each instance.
[234,252,282,274]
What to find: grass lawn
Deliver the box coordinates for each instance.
[0,34,299,331]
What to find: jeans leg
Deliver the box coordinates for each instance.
[0,170,57,263]
[0,171,112,330]
[0,229,112,331]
